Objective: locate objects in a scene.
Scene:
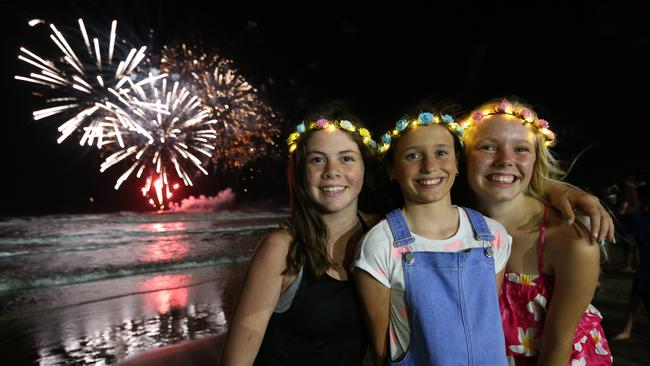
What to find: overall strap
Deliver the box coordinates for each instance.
[386,209,415,248]
[463,207,495,242]
[538,204,549,274]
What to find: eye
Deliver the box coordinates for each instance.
[341,155,356,163]
[515,146,531,153]
[405,152,421,161]
[436,149,450,157]
[310,156,326,164]
[479,144,496,152]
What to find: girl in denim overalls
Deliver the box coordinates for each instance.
[354,111,511,365]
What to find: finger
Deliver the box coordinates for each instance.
[604,210,615,242]
[589,210,601,240]
[557,199,575,225]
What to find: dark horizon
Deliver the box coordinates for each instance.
[1,1,648,217]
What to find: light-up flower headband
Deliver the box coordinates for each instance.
[376,112,464,154]
[461,99,556,146]
[286,118,377,153]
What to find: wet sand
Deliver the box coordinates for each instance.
[1,243,647,365]
[0,262,249,365]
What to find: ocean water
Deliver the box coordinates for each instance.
[0,209,286,365]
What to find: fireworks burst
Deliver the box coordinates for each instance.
[159,43,281,170]
[98,74,217,209]
[15,18,149,147]
[15,22,284,209]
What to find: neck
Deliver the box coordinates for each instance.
[476,194,541,231]
[402,197,458,239]
[321,204,360,244]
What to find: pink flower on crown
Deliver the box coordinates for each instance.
[472,111,484,122]
[535,119,549,129]
[315,119,329,128]
[520,108,532,120]
[547,131,556,141]
[498,100,512,112]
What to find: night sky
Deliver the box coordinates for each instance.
[1,1,648,216]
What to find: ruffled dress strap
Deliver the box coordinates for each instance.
[537,205,549,275]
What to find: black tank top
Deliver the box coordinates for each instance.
[254,216,369,366]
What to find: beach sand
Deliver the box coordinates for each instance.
[594,245,649,366]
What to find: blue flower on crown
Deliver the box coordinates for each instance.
[381,133,392,145]
[418,112,434,125]
[369,140,377,149]
[441,114,453,124]
[296,122,306,134]
[396,119,409,132]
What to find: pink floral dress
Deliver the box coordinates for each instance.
[499,206,612,365]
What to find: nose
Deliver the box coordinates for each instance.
[322,160,342,178]
[421,155,438,173]
[494,150,514,168]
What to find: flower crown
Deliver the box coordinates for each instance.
[286,118,377,153]
[461,99,556,146]
[376,112,464,155]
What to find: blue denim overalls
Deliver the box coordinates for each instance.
[386,207,507,366]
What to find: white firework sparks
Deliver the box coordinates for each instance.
[98,74,217,209]
[15,18,148,147]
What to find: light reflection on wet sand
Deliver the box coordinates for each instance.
[2,263,247,365]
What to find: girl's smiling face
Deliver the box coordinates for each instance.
[390,124,458,206]
[304,129,365,215]
[464,115,537,204]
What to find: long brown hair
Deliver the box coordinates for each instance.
[285,112,377,278]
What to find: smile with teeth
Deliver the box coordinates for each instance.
[487,174,516,184]
[415,177,443,186]
[320,185,348,193]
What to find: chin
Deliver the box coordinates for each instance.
[484,189,521,203]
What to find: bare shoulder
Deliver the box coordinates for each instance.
[250,229,293,269]
[544,208,600,266]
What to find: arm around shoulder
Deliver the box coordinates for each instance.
[221,230,292,366]
[545,180,614,242]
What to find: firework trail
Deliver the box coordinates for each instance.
[98,74,217,209]
[159,43,281,170]
[14,18,152,148]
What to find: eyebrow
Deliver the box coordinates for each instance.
[477,137,533,145]
[306,149,361,155]
[402,143,452,150]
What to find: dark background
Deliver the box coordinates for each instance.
[1,1,648,216]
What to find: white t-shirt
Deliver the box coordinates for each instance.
[353,206,512,361]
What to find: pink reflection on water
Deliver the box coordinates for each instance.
[139,274,192,314]
[140,236,189,262]
[139,221,189,262]
[143,221,187,233]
